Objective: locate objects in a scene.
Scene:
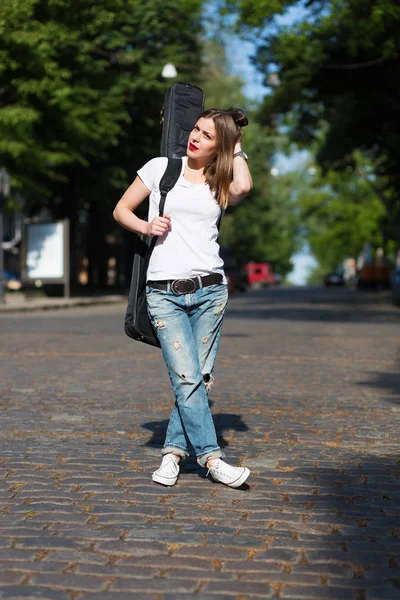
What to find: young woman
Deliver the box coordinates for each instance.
[113,108,253,488]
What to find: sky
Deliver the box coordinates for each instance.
[220,2,318,284]
[224,3,309,99]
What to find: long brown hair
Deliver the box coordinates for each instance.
[200,108,249,209]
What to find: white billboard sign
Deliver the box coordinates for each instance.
[26,222,66,279]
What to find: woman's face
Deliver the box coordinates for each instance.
[187,117,217,161]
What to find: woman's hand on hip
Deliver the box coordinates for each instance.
[146,215,171,236]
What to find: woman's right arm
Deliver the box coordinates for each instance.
[113,176,171,236]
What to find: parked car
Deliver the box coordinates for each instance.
[324,272,345,287]
[357,263,391,289]
[272,273,282,286]
[243,262,275,287]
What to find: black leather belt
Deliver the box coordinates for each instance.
[147,274,222,295]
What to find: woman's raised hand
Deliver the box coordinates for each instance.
[234,129,243,155]
[146,215,171,237]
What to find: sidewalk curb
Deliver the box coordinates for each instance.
[0,295,126,313]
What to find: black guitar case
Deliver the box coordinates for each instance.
[124,159,182,347]
[160,82,205,158]
[124,82,205,346]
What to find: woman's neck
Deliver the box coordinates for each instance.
[186,156,208,171]
[185,156,207,182]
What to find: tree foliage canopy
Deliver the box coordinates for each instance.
[0,0,203,203]
[297,159,387,272]
[222,0,400,243]
[201,38,301,275]
[0,0,204,287]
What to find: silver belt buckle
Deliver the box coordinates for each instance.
[171,278,197,295]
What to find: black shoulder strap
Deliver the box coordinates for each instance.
[158,158,182,216]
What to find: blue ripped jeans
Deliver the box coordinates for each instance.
[146,283,228,467]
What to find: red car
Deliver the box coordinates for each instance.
[243,263,275,287]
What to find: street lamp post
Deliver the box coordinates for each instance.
[0,167,11,305]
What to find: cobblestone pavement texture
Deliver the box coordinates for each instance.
[0,286,399,600]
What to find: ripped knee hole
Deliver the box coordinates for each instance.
[203,373,214,392]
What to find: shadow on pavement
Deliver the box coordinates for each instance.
[237,287,391,306]
[225,287,399,324]
[356,370,400,405]
[141,400,249,455]
[275,453,400,598]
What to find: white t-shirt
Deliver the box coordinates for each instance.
[137,156,226,283]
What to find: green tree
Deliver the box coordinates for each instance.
[0,0,203,287]
[221,0,400,246]
[228,155,301,275]
[306,264,329,286]
[0,0,202,193]
[296,159,387,273]
[200,38,301,276]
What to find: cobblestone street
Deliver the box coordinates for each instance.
[0,286,399,600]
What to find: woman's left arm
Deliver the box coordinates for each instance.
[228,139,253,206]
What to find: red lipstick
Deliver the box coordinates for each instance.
[189,142,198,151]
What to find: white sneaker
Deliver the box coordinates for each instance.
[206,459,250,488]
[152,454,180,486]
